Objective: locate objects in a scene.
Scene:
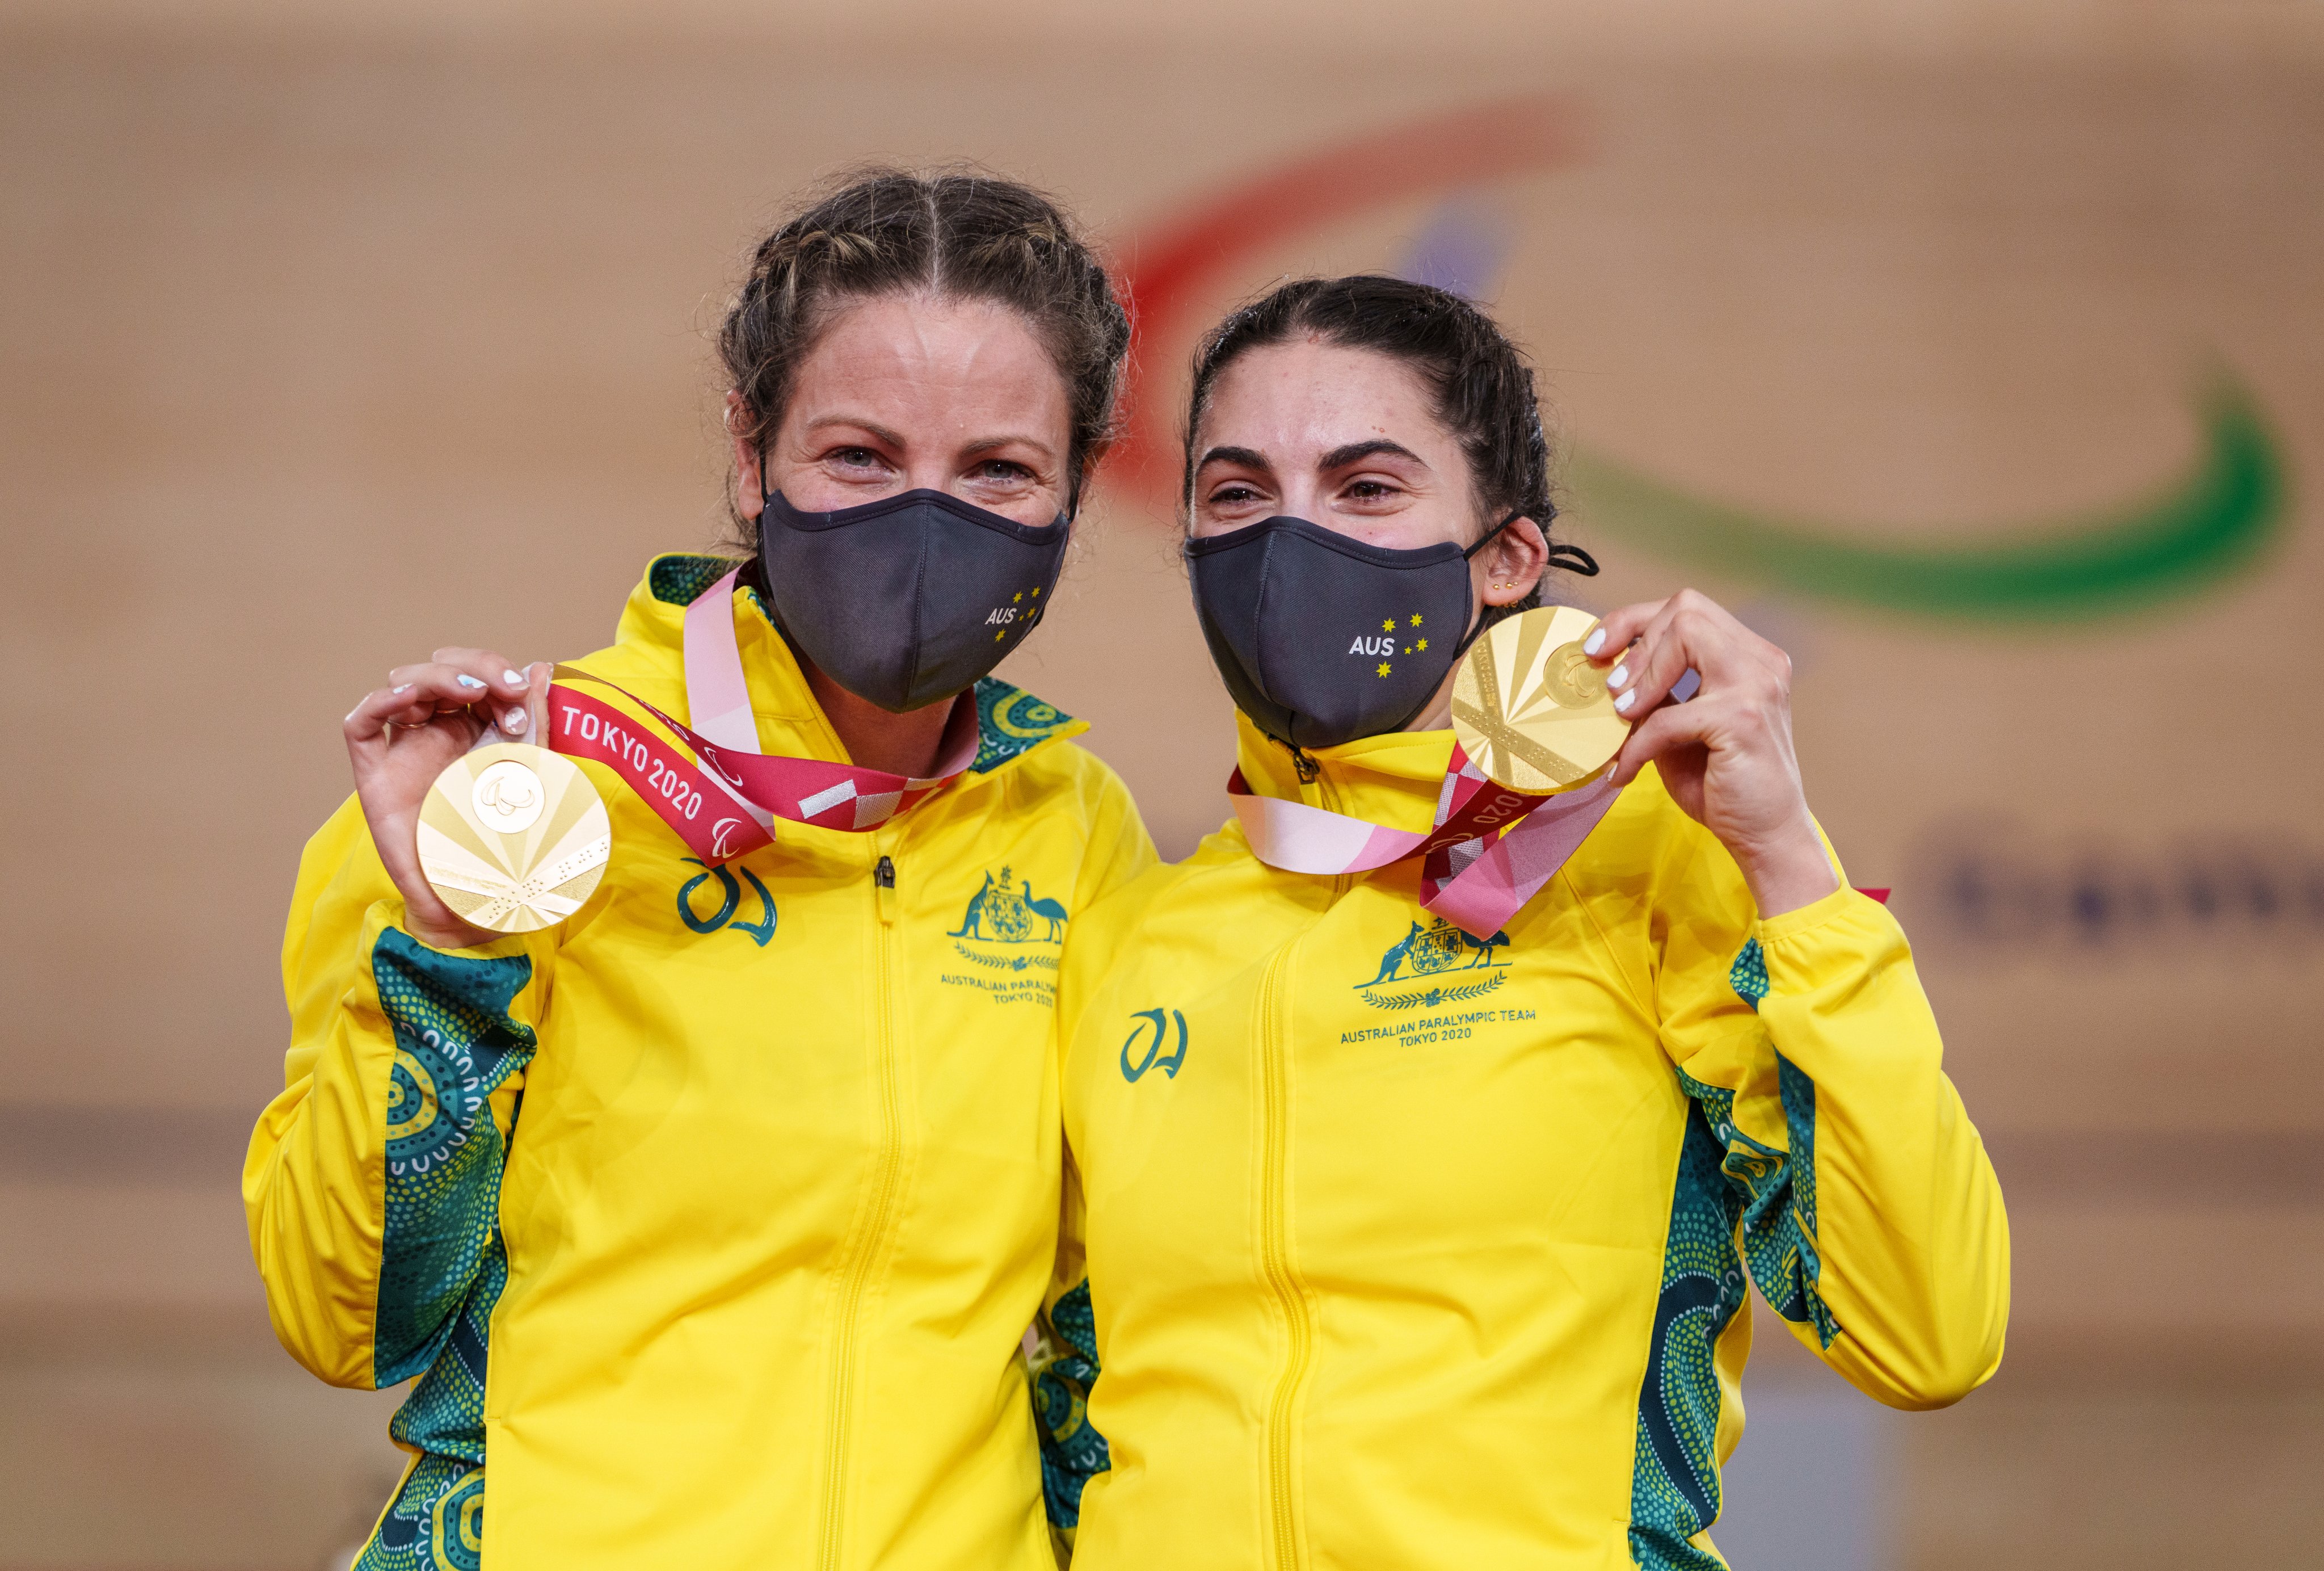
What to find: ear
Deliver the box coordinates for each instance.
[726,391,765,521]
[1477,515,1550,607]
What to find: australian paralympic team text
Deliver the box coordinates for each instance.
[1338,1006,1537,1045]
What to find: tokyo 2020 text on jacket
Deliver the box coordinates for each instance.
[1032,712,2009,1571]
[244,553,1155,1571]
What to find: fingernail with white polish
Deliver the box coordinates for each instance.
[393,684,413,694]
[1614,690,1637,715]
[1609,662,1630,689]
[457,674,486,689]
[1583,629,1606,656]
[503,670,526,687]
[505,708,528,733]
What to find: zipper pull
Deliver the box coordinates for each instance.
[1290,744,1320,784]
[873,854,897,924]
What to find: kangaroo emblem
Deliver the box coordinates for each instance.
[1362,922,1426,985]
[949,872,995,939]
[1021,881,1070,942]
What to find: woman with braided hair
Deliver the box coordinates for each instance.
[1034,275,2009,1568]
[245,170,1152,1571]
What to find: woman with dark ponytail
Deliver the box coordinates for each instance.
[246,170,1152,1571]
[1036,275,2009,1568]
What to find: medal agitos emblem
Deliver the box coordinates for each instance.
[419,744,612,933]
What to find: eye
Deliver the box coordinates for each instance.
[976,459,1034,484]
[1207,484,1265,506]
[831,447,884,469]
[1345,479,1400,502]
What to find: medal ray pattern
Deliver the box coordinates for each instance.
[418,745,613,934]
[1451,606,1627,795]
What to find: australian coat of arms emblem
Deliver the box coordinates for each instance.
[1353,917,1510,1011]
[949,868,1068,974]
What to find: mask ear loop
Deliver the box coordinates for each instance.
[1374,508,1564,742]
[1446,507,1603,663]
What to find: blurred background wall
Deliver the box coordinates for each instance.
[3,1,2320,1565]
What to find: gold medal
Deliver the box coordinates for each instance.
[1451,605,1631,794]
[418,743,612,933]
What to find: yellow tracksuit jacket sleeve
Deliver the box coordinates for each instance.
[1651,817,2010,1410]
[243,795,557,1392]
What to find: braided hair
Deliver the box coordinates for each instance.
[718,167,1130,538]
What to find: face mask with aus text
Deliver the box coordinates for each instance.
[1188,510,1595,751]
[757,486,1070,713]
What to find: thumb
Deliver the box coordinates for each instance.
[525,661,555,744]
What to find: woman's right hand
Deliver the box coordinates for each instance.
[343,648,551,951]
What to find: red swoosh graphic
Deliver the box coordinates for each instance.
[1107,98,1590,503]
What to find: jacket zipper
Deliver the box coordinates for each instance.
[1315,776,1354,903]
[817,845,906,1571]
[1256,947,1311,1571]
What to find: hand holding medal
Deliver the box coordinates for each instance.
[339,573,984,951]
[1584,589,1838,918]
[343,648,602,949]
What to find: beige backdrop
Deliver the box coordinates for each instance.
[2,5,2319,1567]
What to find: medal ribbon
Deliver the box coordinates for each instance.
[1234,750,1891,935]
[544,568,979,863]
[1229,748,1622,939]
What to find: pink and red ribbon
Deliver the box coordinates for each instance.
[546,568,976,864]
[1229,747,1622,939]
[1232,749,1891,935]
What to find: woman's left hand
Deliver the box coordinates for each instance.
[1585,589,1839,918]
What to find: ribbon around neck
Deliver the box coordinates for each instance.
[1229,747,1622,938]
[543,567,978,863]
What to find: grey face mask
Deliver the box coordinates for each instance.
[757,486,1069,713]
[1185,510,1597,751]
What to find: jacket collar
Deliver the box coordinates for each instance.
[1232,709,1457,834]
[615,553,1085,779]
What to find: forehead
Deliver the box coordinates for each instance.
[788,292,1068,423]
[1199,337,1444,454]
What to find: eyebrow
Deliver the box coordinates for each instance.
[1319,439,1427,472]
[1196,444,1273,473]
[1195,439,1429,476]
[803,415,907,449]
[803,417,1056,463]
[961,433,1058,461]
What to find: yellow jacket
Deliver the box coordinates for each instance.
[245,555,1154,1571]
[1037,716,2007,1570]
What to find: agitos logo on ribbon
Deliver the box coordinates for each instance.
[546,567,977,865]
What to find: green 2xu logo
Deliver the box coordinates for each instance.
[1121,1009,1189,1082]
[677,859,777,947]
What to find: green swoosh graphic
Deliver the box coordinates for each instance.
[1565,377,2290,620]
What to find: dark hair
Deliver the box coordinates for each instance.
[718,167,1130,539]
[1182,274,1581,610]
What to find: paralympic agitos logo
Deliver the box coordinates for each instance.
[1106,99,2291,623]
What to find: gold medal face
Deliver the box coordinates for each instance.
[418,744,612,933]
[1451,605,1631,793]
